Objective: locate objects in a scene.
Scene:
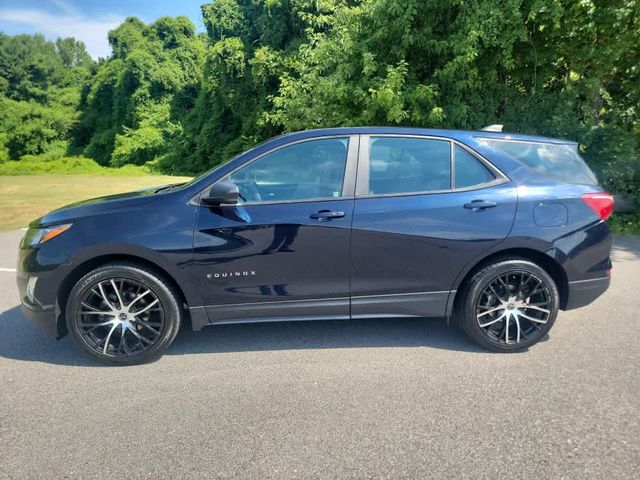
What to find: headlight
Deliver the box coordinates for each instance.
[25,224,72,246]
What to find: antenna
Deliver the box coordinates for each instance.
[480,124,503,132]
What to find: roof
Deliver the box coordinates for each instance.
[276,126,578,146]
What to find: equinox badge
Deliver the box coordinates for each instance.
[207,271,257,279]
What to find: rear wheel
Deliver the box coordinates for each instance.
[459,259,559,352]
[66,263,182,365]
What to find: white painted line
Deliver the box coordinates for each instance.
[0,268,16,272]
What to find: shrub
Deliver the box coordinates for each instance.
[596,159,640,207]
[593,156,640,234]
[0,156,152,175]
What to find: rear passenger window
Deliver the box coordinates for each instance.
[454,145,495,189]
[367,137,451,195]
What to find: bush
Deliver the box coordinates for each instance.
[0,156,152,175]
[593,157,640,234]
[19,140,68,163]
[596,159,640,207]
[582,126,638,167]
[111,125,166,167]
[608,213,640,235]
[0,97,77,159]
[0,132,8,162]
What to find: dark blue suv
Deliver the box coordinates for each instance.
[17,127,613,364]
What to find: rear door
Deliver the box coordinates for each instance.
[350,135,517,318]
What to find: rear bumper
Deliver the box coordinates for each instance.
[564,276,610,310]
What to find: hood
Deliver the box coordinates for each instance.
[32,184,172,227]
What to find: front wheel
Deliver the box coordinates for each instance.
[66,262,183,365]
[459,259,559,352]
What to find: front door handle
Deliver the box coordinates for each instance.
[464,200,498,211]
[310,210,345,220]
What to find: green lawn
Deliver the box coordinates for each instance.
[0,174,191,231]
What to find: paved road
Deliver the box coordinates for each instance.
[0,229,638,479]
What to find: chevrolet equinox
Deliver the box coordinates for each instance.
[17,127,613,364]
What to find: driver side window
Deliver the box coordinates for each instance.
[228,138,349,203]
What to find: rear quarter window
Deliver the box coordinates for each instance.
[454,145,495,188]
[483,139,598,185]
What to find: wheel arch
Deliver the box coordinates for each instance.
[449,247,569,318]
[55,253,191,337]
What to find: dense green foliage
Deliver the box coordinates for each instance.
[1,1,639,204]
[0,33,94,162]
[76,16,204,169]
[0,156,154,175]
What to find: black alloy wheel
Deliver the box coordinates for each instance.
[459,259,559,352]
[66,263,182,364]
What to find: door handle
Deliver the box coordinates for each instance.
[310,210,345,220]
[464,200,498,211]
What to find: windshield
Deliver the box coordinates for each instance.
[483,139,598,185]
[174,154,243,190]
[176,137,286,190]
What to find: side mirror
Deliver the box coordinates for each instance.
[201,181,240,206]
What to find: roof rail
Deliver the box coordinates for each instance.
[480,124,503,132]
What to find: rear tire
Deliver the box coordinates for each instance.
[66,262,183,365]
[459,259,559,352]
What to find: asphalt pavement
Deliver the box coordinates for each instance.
[0,229,638,479]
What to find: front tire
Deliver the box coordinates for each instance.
[459,259,559,352]
[66,262,183,365]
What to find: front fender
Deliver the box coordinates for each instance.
[63,241,202,307]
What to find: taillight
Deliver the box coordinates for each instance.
[581,193,614,220]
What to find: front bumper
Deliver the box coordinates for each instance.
[17,228,75,337]
[17,269,62,337]
[564,276,610,310]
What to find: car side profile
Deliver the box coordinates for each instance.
[17,127,613,364]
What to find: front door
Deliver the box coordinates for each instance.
[350,135,517,318]
[193,136,358,324]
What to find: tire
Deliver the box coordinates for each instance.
[458,258,559,352]
[66,262,183,365]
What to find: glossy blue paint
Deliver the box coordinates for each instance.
[534,203,568,227]
[16,127,612,336]
[193,199,354,320]
[350,182,518,316]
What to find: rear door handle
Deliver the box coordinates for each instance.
[464,200,498,211]
[310,210,345,220]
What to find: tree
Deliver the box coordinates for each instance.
[0,33,94,160]
[1,1,637,180]
[265,0,639,165]
[0,33,64,102]
[55,37,93,68]
[77,16,204,167]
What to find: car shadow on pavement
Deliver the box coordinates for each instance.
[0,305,521,366]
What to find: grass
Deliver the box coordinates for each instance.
[0,174,191,231]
